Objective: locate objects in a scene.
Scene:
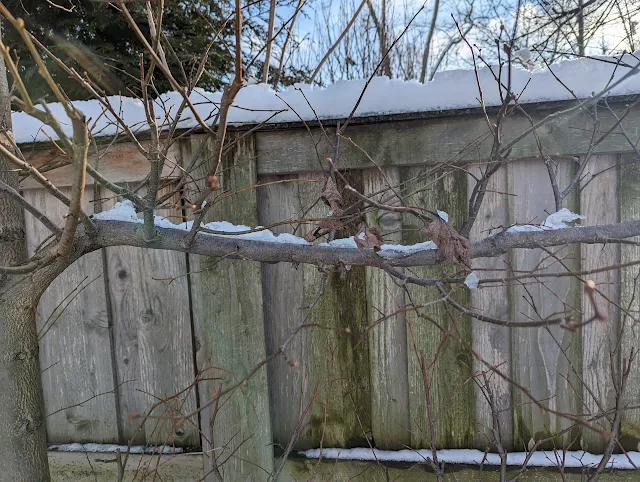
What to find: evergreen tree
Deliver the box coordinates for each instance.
[4,0,234,100]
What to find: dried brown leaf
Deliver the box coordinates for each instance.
[426,218,471,268]
[321,176,343,211]
[319,218,346,229]
[303,229,318,242]
[354,226,385,251]
[318,208,346,230]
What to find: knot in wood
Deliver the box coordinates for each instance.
[14,413,43,434]
[140,308,156,326]
[5,346,38,363]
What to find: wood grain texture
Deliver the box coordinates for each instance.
[362,167,410,449]
[20,141,183,189]
[187,134,274,480]
[467,165,513,450]
[24,188,118,443]
[255,102,640,174]
[400,166,474,449]
[297,170,372,448]
[580,154,620,453]
[104,186,198,447]
[508,158,581,450]
[257,174,313,450]
[620,154,640,451]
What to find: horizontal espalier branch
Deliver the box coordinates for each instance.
[91,218,640,268]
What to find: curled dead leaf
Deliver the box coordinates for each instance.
[321,176,343,211]
[426,218,471,268]
[318,208,346,230]
[354,226,384,252]
[319,218,346,230]
[303,229,318,242]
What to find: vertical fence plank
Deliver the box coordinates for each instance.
[104,186,199,447]
[509,158,581,450]
[257,173,312,450]
[362,167,410,449]
[400,166,474,449]
[620,154,640,451]
[580,154,620,453]
[296,170,372,447]
[188,133,274,480]
[467,165,513,450]
[24,187,118,443]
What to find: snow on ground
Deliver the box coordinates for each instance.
[12,51,640,144]
[49,443,182,454]
[300,448,640,469]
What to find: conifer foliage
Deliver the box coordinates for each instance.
[4,0,234,100]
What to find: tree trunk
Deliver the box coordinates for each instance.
[366,0,392,78]
[577,0,585,56]
[0,299,50,482]
[419,0,440,83]
[0,18,51,482]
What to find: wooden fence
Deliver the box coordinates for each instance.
[20,97,640,480]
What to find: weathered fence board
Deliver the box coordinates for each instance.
[468,164,513,450]
[21,141,183,190]
[255,100,640,174]
[188,133,274,480]
[106,263,197,445]
[400,166,475,449]
[257,173,312,449]
[105,242,198,446]
[24,187,119,444]
[620,154,640,451]
[103,182,199,447]
[297,170,372,447]
[580,154,620,452]
[508,158,581,450]
[363,167,411,449]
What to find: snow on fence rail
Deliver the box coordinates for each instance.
[18,85,640,480]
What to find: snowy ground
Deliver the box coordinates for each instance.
[49,443,182,454]
[47,443,640,470]
[300,447,640,469]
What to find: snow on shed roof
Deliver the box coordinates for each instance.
[12,50,640,145]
